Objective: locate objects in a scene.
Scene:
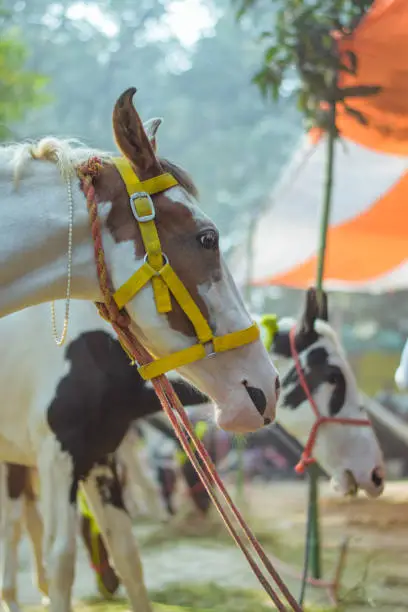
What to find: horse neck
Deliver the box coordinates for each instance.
[0,160,102,317]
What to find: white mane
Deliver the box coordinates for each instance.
[0,137,114,186]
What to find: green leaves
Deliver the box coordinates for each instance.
[234,0,258,21]
[252,66,282,100]
[0,5,49,140]
[235,0,377,133]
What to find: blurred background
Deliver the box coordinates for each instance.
[3,1,408,610]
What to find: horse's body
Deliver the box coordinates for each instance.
[0,296,216,612]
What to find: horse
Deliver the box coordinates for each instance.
[265,288,385,497]
[0,86,280,431]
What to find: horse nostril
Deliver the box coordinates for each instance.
[242,380,267,416]
[371,467,384,488]
[275,376,281,399]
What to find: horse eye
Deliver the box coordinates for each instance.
[198,230,218,250]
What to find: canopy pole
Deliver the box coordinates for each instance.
[308,96,337,582]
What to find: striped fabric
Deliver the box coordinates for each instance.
[241,0,408,293]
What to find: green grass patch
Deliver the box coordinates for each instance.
[150,582,277,611]
[139,508,282,551]
[25,582,340,612]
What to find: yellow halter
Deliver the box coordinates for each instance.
[111,157,260,380]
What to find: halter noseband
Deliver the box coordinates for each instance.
[288,325,371,474]
[110,157,259,380]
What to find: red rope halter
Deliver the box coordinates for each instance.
[78,160,302,612]
[288,325,371,475]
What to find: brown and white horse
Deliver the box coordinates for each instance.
[0,87,280,612]
[0,87,279,435]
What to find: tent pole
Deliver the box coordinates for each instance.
[308,97,337,581]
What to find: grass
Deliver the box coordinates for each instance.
[150,582,274,611]
[138,506,282,551]
[27,583,336,612]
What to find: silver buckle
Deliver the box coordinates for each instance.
[143,252,168,273]
[130,192,156,222]
[204,341,216,359]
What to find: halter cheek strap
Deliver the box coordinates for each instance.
[111,157,260,380]
[288,325,371,474]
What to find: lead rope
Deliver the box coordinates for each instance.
[78,159,302,612]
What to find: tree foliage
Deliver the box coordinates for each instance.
[0,2,49,140]
[234,0,378,132]
[2,0,301,236]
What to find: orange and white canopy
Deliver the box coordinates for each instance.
[247,0,408,293]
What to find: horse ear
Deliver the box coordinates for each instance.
[299,287,320,333]
[318,290,329,322]
[143,117,163,153]
[112,88,162,179]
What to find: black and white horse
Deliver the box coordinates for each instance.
[267,289,385,496]
[0,299,209,612]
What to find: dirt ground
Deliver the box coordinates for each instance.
[14,479,408,611]
[245,479,408,610]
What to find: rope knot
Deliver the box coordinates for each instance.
[77,156,103,181]
[295,455,316,474]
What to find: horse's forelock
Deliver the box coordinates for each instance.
[159,158,199,199]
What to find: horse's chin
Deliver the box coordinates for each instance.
[330,470,359,497]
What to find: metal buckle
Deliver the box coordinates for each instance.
[130,192,156,222]
[204,341,216,359]
[143,252,168,273]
